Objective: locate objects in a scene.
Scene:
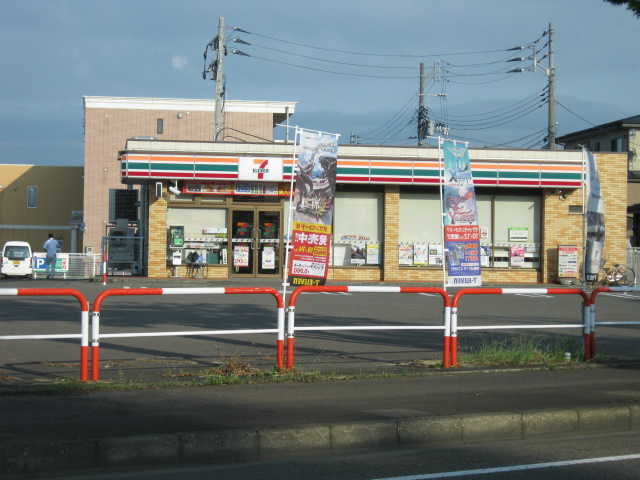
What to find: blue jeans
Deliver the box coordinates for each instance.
[45,255,56,278]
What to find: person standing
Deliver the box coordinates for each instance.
[43,233,59,279]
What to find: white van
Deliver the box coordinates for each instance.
[1,241,34,279]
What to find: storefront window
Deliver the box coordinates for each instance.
[333,191,383,266]
[398,190,541,269]
[167,208,228,265]
[399,191,444,267]
[490,194,541,268]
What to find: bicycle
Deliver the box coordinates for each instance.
[584,258,636,287]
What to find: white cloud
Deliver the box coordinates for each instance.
[171,54,188,70]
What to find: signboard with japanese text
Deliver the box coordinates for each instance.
[288,221,332,285]
[558,244,579,278]
[184,181,291,197]
[33,253,69,273]
[287,130,339,286]
[442,140,482,286]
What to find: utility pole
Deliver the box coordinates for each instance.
[507,23,557,149]
[418,63,426,146]
[214,17,225,142]
[546,23,556,150]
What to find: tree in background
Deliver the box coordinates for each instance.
[604,0,640,17]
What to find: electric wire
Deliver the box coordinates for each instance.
[223,25,552,148]
[429,94,545,127]
[239,54,417,79]
[555,100,622,137]
[231,27,529,58]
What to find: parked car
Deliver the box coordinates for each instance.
[1,241,34,279]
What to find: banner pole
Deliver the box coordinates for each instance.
[438,136,447,291]
[282,126,300,304]
[581,146,587,290]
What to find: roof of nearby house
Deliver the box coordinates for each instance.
[557,114,640,142]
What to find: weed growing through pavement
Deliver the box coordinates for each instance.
[457,336,583,367]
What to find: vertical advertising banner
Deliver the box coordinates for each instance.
[442,140,482,286]
[584,149,605,282]
[288,130,339,286]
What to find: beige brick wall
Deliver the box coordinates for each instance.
[147,181,168,277]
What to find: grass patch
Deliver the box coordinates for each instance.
[0,339,596,396]
[457,337,581,367]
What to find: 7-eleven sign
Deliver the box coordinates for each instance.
[238,157,284,181]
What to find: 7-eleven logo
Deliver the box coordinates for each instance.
[238,157,283,181]
[253,158,270,179]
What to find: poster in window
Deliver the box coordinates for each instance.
[510,245,525,267]
[366,243,380,265]
[413,244,428,265]
[233,245,250,267]
[428,244,443,265]
[262,246,275,270]
[480,245,490,267]
[399,244,414,265]
[350,243,366,265]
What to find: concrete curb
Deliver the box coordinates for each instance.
[2,404,639,476]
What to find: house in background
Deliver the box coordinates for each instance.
[557,115,640,246]
[0,165,84,252]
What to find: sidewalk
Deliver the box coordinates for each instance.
[2,362,640,477]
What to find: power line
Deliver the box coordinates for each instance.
[232,26,527,58]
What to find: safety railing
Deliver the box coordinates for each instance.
[588,286,640,359]
[90,287,285,381]
[285,286,451,370]
[450,288,591,367]
[0,288,90,380]
[33,253,101,280]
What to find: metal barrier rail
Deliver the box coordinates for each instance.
[588,286,640,359]
[0,288,90,381]
[286,286,451,370]
[450,288,590,367]
[90,287,285,381]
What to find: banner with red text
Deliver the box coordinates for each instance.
[442,140,482,286]
[288,130,339,286]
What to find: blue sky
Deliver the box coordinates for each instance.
[1,0,638,166]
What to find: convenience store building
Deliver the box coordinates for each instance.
[117,138,629,283]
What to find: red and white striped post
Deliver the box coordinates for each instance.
[102,252,107,286]
[286,285,450,370]
[450,288,590,368]
[0,288,90,381]
[90,287,284,381]
[589,286,640,360]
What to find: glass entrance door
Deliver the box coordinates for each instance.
[230,208,281,277]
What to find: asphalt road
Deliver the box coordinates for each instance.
[0,277,639,384]
[29,431,640,480]
[1,277,640,478]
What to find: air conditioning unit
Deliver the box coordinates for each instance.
[84,246,94,254]
[108,189,139,223]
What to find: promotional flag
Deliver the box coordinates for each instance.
[584,149,605,282]
[442,140,481,286]
[288,130,339,286]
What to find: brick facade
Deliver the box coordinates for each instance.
[145,153,628,284]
